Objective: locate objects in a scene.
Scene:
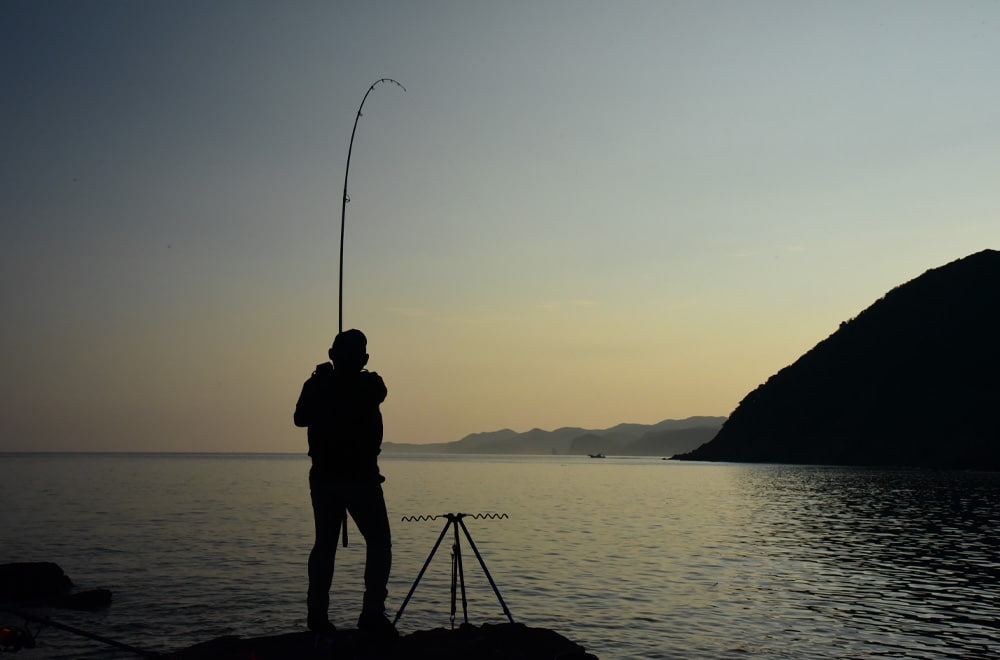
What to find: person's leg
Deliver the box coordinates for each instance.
[347,482,396,636]
[307,471,342,631]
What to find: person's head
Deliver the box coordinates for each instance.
[329,329,369,371]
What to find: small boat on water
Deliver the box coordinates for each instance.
[587,453,606,459]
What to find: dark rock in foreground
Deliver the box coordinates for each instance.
[1,564,597,658]
[674,249,1000,468]
[168,623,598,660]
[0,562,112,610]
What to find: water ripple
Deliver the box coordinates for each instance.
[2,455,999,658]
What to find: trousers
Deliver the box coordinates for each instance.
[307,468,392,618]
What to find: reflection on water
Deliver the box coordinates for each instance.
[734,467,1000,659]
[1,454,998,659]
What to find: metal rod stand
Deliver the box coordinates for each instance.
[394,513,514,627]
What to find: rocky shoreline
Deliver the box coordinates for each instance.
[0,562,111,610]
[168,623,598,659]
[2,563,599,659]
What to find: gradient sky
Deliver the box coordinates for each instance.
[3,1,999,452]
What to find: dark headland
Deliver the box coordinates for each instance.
[674,249,1000,468]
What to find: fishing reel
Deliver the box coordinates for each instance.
[0,625,36,653]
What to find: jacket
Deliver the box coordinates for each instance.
[294,362,387,480]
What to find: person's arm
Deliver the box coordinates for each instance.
[293,377,315,428]
[366,371,388,404]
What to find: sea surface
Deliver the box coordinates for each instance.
[1,453,999,659]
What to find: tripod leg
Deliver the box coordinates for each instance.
[393,519,452,625]
[453,525,469,625]
[457,518,515,623]
[450,537,458,627]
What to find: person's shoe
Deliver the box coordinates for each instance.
[357,610,399,640]
[307,615,337,634]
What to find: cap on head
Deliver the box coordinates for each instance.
[330,329,368,369]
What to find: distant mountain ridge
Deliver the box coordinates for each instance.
[675,249,1000,468]
[383,416,725,456]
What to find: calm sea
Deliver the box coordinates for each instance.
[1,453,999,659]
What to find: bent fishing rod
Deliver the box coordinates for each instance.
[339,77,406,333]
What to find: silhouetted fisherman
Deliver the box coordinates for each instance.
[294,329,397,639]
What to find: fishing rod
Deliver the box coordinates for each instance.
[0,606,160,657]
[339,77,406,333]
